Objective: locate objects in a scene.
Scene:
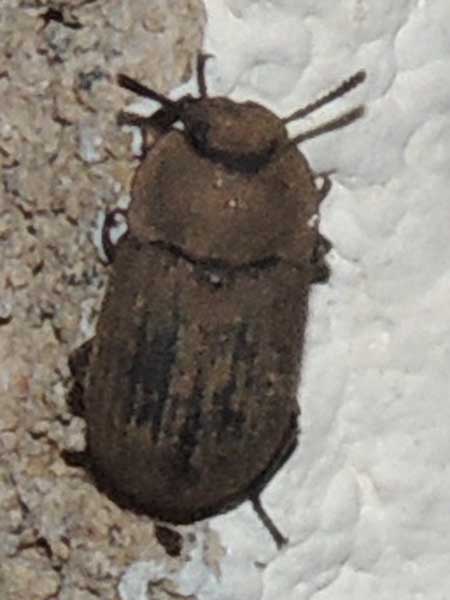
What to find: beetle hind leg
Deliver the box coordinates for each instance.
[250,495,288,548]
[245,414,298,546]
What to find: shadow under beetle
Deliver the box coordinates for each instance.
[69,55,366,548]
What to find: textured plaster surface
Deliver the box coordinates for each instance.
[1,0,449,599]
[198,2,450,599]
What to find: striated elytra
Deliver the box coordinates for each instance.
[69,55,366,548]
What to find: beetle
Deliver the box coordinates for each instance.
[69,55,365,547]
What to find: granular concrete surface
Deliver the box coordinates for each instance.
[0,2,205,598]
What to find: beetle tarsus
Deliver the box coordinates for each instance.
[250,495,288,548]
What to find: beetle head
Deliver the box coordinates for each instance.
[177,95,287,171]
[117,55,366,173]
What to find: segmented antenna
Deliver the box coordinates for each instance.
[117,74,178,109]
[283,70,366,123]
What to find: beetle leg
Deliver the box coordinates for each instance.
[314,171,333,202]
[154,525,183,557]
[196,53,213,98]
[250,495,287,548]
[314,233,332,256]
[117,106,180,134]
[311,233,332,284]
[311,260,331,284]
[68,338,93,417]
[63,340,94,469]
[101,208,128,265]
[117,108,181,156]
[246,414,298,547]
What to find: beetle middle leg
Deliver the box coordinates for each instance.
[67,338,94,417]
[311,233,332,284]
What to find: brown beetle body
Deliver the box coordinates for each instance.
[89,238,303,524]
[70,57,365,546]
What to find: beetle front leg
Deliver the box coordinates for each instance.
[101,208,128,264]
[117,106,180,135]
[117,108,180,157]
[116,72,183,154]
[314,172,333,202]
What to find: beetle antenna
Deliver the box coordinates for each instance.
[283,70,366,123]
[289,105,364,146]
[117,74,178,110]
[196,53,213,98]
[250,495,287,548]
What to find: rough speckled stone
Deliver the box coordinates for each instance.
[0,0,205,598]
